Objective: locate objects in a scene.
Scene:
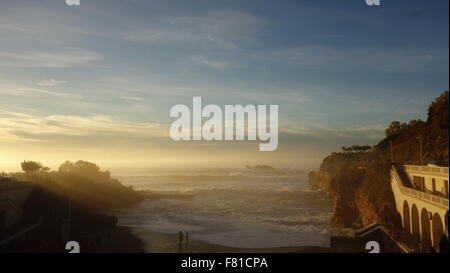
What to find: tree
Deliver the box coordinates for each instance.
[361,145,372,152]
[352,145,361,153]
[385,121,407,137]
[59,161,75,173]
[427,91,449,129]
[21,160,42,178]
[58,160,106,179]
[341,145,371,153]
[408,119,423,127]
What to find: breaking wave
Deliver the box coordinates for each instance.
[110,169,349,248]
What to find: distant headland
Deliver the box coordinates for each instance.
[245,165,277,171]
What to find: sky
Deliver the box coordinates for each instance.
[0,0,448,171]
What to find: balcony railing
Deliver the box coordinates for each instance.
[391,166,449,208]
[404,165,449,177]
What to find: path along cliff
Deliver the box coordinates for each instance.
[309,91,449,230]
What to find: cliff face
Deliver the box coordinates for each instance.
[310,91,449,229]
[308,170,331,192]
[310,159,400,228]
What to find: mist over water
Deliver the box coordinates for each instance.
[110,168,347,248]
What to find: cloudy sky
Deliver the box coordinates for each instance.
[0,0,448,171]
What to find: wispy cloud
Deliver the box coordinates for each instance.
[282,124,386,140]
[119,96,144,103]
[124,27,198,44]
[207,35,240,49]
[255,46,448,73]
[36,79,67,87]
[0,111,166,143]
[192,56,228,68]
[0,48,102,68]
[0,5,100,70]
[0,83,71,98]
[234,91,309,104]
[0,4,94,45]
[124,10,264,49]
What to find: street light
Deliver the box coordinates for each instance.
[417,135,423,165]
[389,140,394,163]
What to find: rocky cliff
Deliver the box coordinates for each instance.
[310,91,449,229]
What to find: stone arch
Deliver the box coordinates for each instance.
[432,213,444,252]
[411,204,420,237]
[421,207,432,251]
[403,200,410,232]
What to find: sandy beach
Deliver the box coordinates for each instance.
[99,226,332,253]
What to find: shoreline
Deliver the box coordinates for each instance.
[103,226,332,253]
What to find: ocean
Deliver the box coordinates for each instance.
[110,168,348,249]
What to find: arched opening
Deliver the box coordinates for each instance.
[432,213,444,252]
[445,211,448,236]
[403,200,410,232]
[411,204,420,237]
[421,208,431,251]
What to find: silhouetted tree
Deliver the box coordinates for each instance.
[21,160,42,178]
[361,145,372,152]
[408,119,424,127]
[385,121,407,137]
[427,91,449,130]
[351,145,361,153]
[58,160,109,180]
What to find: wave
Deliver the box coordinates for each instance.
[138,187,325,200]
[142,191,196,200]
[115,171,304,183]
[109,171,339,248]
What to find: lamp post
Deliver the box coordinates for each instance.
[417,135,423,165]
[389,140,394,163]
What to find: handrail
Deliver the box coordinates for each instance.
[404,165,449,176]
[396,241,412,253]
[0,217,44,246]
[391,166,405,189]
[0,199,23,216]
[391,166,448,208]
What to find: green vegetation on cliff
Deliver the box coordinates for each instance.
[310,91,449,229]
